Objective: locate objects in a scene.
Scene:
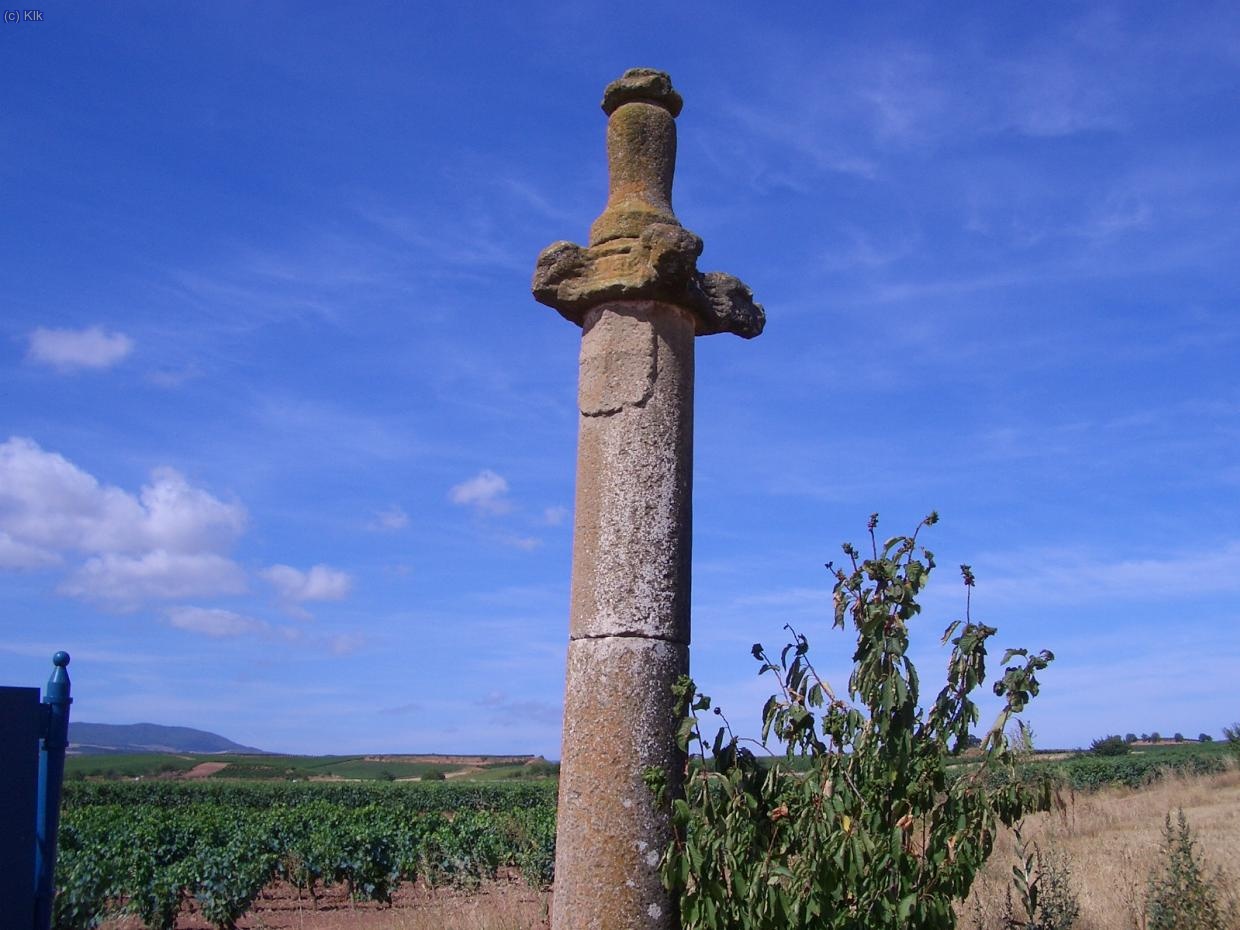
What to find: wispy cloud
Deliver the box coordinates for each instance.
[368,505,409,532]
[976,541,1240,607]
[27,326,134,372]
[261,563,353,613]
[62,552,247,605]
[166,606,267,638]
[498,534,542,552]
[378,701,423,716]
[541,505,569,527]
[449,469,512,515]
[480,690,561,726]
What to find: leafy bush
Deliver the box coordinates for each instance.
[1089,735,1129,756]
[1000,824,1079,930]
[1144,810,1230,930]
[657,514,1056,930]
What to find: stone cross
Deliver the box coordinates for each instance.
[533,69,764,930]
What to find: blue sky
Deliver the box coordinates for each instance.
[3,3,1238,756]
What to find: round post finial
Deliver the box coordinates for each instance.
[601,68,683,117]
[48,650,71,701]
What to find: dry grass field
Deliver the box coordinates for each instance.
[961,765,1240,930]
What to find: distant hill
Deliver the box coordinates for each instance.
[69,722,266,755]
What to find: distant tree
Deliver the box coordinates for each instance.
[1150,732,1162,743]
[1125,733,1138,743]
[1141,733,1150,741]
[525,759,560,777]
[1199,733,1213,742]
[1173,732,1185,742]
[1090,735,1130,756]
[1225,723,1240,757]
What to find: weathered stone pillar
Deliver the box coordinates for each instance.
[533,69,764,930]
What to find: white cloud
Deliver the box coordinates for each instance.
[27,326,134,372]
[0,438,246,561]
[541,505,569,527]
[368,505,409,531]
[146,366,201,389]
[61,552,247,605]
[976,541,1240,607]
[166,606,267,638]
[327,633,366,656]
[0,531,62,569]
[261,563,353,604]
[0,437,248,604]
[260,623,367,656]
[480,690,561,726]
[500,534,542,551]
[449,469,511,514]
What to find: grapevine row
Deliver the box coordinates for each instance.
[56,787,556,930]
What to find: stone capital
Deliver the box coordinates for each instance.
[532,69,765,340]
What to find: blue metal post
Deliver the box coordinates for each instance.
[33,651,71,930]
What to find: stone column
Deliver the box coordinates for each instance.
[532,69,764,930]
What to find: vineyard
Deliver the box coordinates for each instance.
[1054,741,1233,790]
[55,781,557,930]
[52,744,1232,929]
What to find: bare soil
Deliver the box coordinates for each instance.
[99,875,550,930]
[361,755,534,767]
[183,762,230,779]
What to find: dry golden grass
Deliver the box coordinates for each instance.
[960,765,1240,930]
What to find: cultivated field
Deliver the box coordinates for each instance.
[64,752,557,783]
[70,746,1240,930]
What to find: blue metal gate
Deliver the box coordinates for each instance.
[0,652,72,930]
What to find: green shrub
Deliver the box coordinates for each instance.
[1144,810,1229,930]
[657,514,1056,930]
[1000,824,1079,930]
[1089,735,1129,756]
